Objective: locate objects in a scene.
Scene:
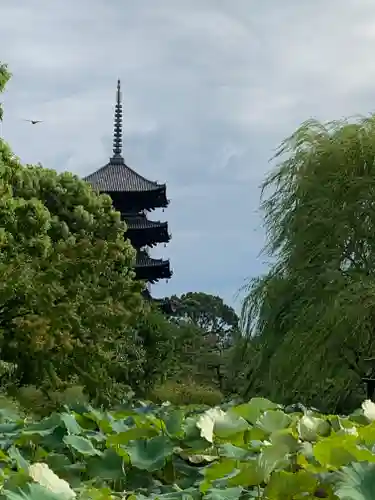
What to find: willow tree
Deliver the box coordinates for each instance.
[241,117,375,412]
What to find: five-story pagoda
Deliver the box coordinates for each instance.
[84,80,172,293]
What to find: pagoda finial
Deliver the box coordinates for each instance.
[111,79,123,162]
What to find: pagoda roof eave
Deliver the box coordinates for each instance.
[135,251,170,269]
[123,214,168,231]
[84,157,166,193]
[134,251,172,283]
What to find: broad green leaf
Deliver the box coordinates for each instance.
[229,444,289,487]
[204,487,243,500]
[313,434,375,468]
[231,398,280,424]
[83,408,105,425]
[0,423,21,434]
[86,448,125,480]
[258,443,290,478]
[107,427,158,446]
[106,418,129,434]
[0,406,22,424]
[63,435,101,456]
[264,470,318,499]
[336,462,375,500]
[59,413,82,435]
[163,409,185,437]
[156,489,200,500]
[228,460,265,487]
[245,426,268,442]
[213,414,249,440]
[85,430,106,443]
[4,483,69,500]
[255,410,291,434]
[184,416,214,448]
[184,416,203,440]
[2,397,375,499]
[269,429,299,452]
[22,414,61,436]
[7,447,29,473]
[357,422,375,446]
[125,435,174,471]
[218,443,249,460]
[203,459,237,483]
[45,453,72,472]
[78,486,117,500]
[348,410,369,426]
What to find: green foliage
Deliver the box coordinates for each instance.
[0,396,373,498]
[149,379,223,406]
[241,116,375,413]
[0,128,147,401]
[336,462,375,500]
[0,63,11,121]
[171,292,241,393]
[15,385,88,418]
[131,309,183,392]
[0,63,154,404]
[173,292,239,344]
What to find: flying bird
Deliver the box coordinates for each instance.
[23,119,42,124]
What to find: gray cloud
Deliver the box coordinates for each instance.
[2,0,375,309]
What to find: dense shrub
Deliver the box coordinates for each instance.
[15,385,88,417]
[149,379,223,406]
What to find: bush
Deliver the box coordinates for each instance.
[149,379,223,406]
[15,385,88,417]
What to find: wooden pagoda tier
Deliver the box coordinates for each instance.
[123,212,170,249]
[135,251,171,283]
[84,79,172,285]
[84,155,169,213]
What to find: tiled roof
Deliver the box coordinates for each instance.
[135,251,170,268]
[84,156,165,193]
[123,213,168,230]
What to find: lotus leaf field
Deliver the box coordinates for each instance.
[0,398,375,498]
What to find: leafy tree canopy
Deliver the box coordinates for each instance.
[167,292,241,392]
[0,149,146,396]
[241,116,375,412]
[173,292,239,345]
[0,66,147,399]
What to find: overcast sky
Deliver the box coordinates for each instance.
[1,0,375,309]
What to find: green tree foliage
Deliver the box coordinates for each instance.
[171,292,241,392]
[135,301,226,405]
[241,117,375,412]
[173,292,239,344]
[0,63,11,121]
[0,137,146,400]
[130,307,186,392]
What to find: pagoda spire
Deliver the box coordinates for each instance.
[84,79,172,286]
[111,79,123,163]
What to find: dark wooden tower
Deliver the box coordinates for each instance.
[84,80,172,290]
